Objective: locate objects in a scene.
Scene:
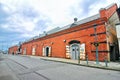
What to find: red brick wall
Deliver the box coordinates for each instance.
[22,18,108,61]
[100,4,118,19]
[9,45,18,54]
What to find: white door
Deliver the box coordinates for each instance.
[32,47,36,55]
[71,44,79,60]
[23,48,26,55]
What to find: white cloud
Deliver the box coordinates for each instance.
[88,0,120,16]
[0,0,83,38]
[28,0,82,27]
[1,13,34,32]
[0,0,120,40]
[2,5,10,13]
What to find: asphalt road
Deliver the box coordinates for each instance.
[0,54,120,80]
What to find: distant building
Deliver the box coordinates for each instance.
[9,3,120,61]
[8,42,22,55]
[9,45,18,55]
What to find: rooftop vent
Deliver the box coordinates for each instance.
[43,31,47,36]
[74,17,78,23]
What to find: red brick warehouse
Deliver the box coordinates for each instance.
[9,45,18,55]
[9,3,120,61]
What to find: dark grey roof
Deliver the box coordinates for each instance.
[76,14,100,25]
[38,27,61,37]
[60,14,100,30]
[25,38,34,42]
[24,36,40,42]
[39,33,45,37]
[46,27,61,34]
[33,36,39,39]
[59,24,70,31]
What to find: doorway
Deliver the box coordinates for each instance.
[23,48,26,55]
[110,44,119,61]
[46,47,49,56]
[32,47,36,55]
[69,40,80,60]
[71,44,79,60]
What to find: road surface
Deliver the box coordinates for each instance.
[0,54,120,80]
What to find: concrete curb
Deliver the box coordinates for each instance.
[21,55,120,72]
[40,58,120,72]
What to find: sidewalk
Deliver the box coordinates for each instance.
[23,55,120,71]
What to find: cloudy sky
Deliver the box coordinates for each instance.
[0,0,120,51]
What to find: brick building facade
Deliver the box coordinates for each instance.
[9,3,120,61]
[9,45,18,55]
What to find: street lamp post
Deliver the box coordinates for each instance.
[94,24,99,65]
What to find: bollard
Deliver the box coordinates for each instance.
[78,55,80,64]
[104,57,108,67]
[86,55,88,65]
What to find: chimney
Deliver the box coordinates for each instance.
[99,8,106,18]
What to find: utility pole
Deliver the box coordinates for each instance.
[94,24,99,65]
